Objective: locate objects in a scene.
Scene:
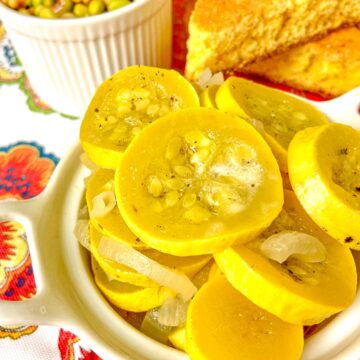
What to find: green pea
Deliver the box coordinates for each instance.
[88,0,105,15]
[32,0,43,7]
[34,4,45,15]
[107,0,129,12]
[73,3,88,16]
[39,7,56,17]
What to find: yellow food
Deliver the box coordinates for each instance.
[244,27,360,98]
[288,123,360,249]
[86,168,147,248]
[91,257,174,312]
[90,225,211,288]
[199,85,219,108]
[185,0,360,80]
[80,65,199,169]
[216,76,328,171]
[115,107,283,256]
[186,275,304,360]
[168,326,187,351]
[214,190,357,325]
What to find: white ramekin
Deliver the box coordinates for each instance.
[0,0,172,116]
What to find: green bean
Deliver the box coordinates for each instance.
[107,0,129,12]
[88,0,105,15]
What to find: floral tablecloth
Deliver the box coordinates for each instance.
[0,1,196,358]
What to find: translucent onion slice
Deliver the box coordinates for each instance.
[197,68,212,89]
[205,71,224,87]
[74,219,91,251]
[158,297,189,327]
[141,308,173,344]
[98,237,197,301]
[196,68,225,90]
[90,191,116,219]
[77,204,89,220]
[248,117,265,135]
[260,230,327,264]
[80,152,98,171]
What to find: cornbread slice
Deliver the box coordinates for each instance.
[244,27,360,98]
[185,0,360,80]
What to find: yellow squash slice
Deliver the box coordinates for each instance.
[115,107,283,256]
[215,190,357,325]
[215,77,328,171]
[186,275,304,360]
[86,168,147,249]
[199,85,219,109]
[91,257,174,312]
[288,123,360,249]
[168,326,187,351]
[90,225,211,288]
[80,66,199,169]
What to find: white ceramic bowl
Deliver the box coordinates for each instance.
[0,89,360,359]
[1,143,360,360]
[0,0,172,117]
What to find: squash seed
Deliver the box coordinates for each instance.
[147,175,163,197]
[165,190,180,207]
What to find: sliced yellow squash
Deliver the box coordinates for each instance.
[186,275,304,360]
[288,123,360,249]
[91,256,174,312]
[168,326,187,351]
[80,65,199,169]
[215,77,329,171]
[90,225,211,288]
[86,168,147,249]
[214,190,357,325]
[115,107,283,256]
[199,85,219,108]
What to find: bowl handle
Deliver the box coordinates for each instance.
[0,195,67,326]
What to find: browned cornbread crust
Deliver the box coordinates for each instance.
[244,27,360,98]
[185,0,360,80]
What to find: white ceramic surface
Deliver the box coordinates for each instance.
[0,91,359,359]
[0,0,172,117]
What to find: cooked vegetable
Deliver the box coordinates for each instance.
[115,107,283,256]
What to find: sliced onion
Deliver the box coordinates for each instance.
[206,71,224,87]
[248,117,265,135]
[90,191,116,219]
[78,204,89,220]
[98,236,197,301]
[196,68,212,89]
[158,297,189,327]
[80,152,98,171]
[141,308,173,344]
[74,219,91,251]
[260,230,327,264]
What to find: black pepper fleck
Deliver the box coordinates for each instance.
[344,236,354,243]
[339,148,348,155]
